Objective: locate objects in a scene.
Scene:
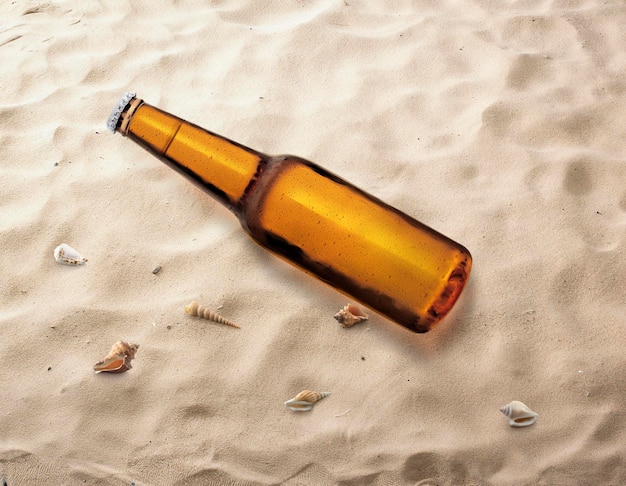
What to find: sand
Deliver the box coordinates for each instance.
[1,1,625,484]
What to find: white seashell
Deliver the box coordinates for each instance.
[184,301,240,329]
[284,390,330,412]
[500,400,538,427]
[54,243,88,265]
[334,303,369,328]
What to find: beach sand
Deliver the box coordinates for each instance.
[1,1,625,484]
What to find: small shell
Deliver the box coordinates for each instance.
[500,400,538,427]
[54,243,87,265]
[184,301,240,329]
[284,390,330,412]
[334,303,369,328]
[94,341,139,373]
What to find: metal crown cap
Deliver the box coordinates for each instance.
[106,91,137,133]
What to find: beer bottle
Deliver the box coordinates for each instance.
[107,92,471,333]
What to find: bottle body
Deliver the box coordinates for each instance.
[108,93,471,332]
[243,156,470,332]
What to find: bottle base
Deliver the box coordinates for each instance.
[422,258,471,332]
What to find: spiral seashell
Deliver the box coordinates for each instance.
[54,243,87,265]
[500,400,538,427]
[334,303,369,328]
[284,390,331,412]
[94,341,139,373]
[184,301,240,329]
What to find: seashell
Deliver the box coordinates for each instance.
[54,243,87,265]
[184,301,240,329]
[284,390,330,412]
[334,303,369,328]
[500,400,538,427]
[94,341,139,373]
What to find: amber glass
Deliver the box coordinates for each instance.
[110,95,471,332]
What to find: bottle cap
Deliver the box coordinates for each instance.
[107,91,136,133]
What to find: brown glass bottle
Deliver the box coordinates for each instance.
[107,92,471,333]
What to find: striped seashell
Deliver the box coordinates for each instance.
[94,341,139,373]
[334,303,369,328]
[285,390,330,412]
[54,243,88,265]
[184,301,240,329]
[500,400,538,427]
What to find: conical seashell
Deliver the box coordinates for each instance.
[54,243,87,265]
[284,390,330,412]
[93,341,139,373]
[500,400,538,427]
[334,303,369,328]
[184,301,240,329]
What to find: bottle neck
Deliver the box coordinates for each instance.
[118,98,265,209]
